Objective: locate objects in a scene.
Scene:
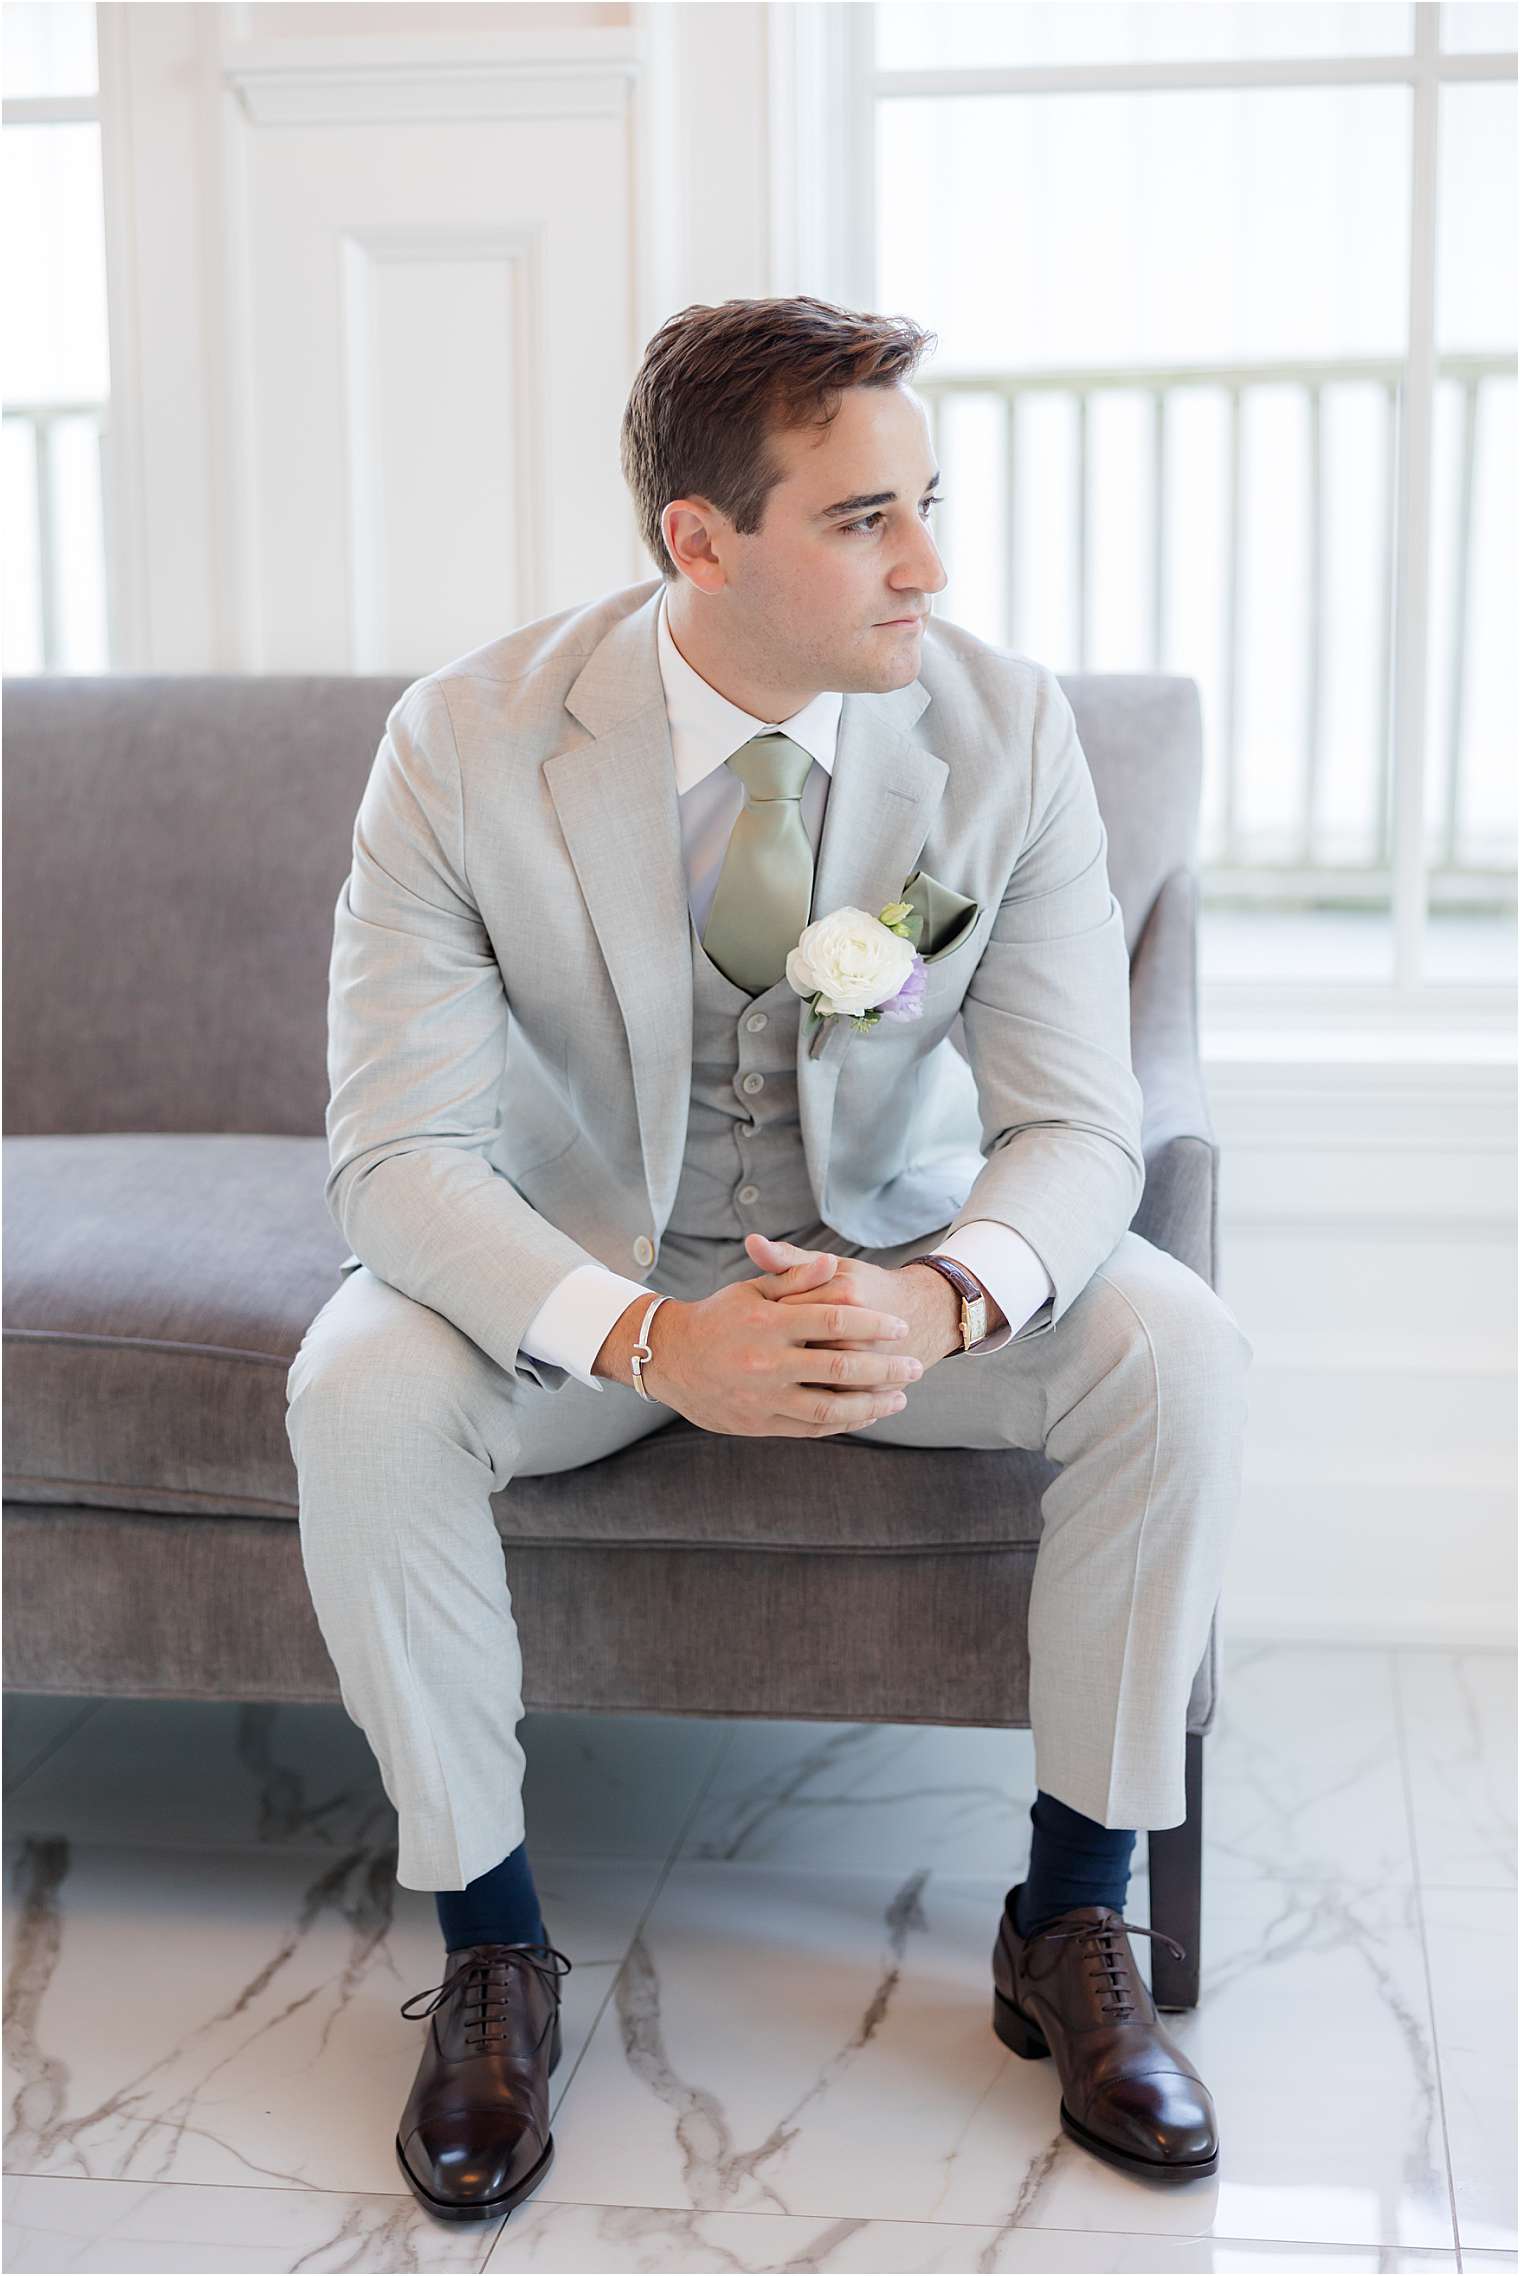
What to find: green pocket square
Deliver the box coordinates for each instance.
[901,868,981,963]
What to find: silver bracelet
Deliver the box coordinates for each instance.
[630,1293,670,1401]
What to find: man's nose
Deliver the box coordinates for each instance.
[909,523,948,593]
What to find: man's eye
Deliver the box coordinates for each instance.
[842,496,943,536]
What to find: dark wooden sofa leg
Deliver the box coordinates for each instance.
[1146,1729,1203,2011]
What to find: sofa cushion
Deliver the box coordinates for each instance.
[3,1134,347,1520]
[3,1133,1051,1547]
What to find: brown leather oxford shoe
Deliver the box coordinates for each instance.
[395,1940,573,2222]
[991,1883,1218,2182]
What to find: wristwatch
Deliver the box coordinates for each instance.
[910,1254,989,1354]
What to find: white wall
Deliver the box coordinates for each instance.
[95,0,1516,1646]
[1209,1043,1515,1647]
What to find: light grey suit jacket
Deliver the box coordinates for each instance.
[325,578,1145,1394]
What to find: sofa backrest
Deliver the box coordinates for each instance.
[2,667,1200,1137]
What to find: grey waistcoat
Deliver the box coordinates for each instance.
[653,909,826,1301]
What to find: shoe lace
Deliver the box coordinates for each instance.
[398,1940,574,2052]
[1024,1913,1186,2023]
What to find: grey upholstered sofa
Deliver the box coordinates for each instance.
[2,665,1222,2007]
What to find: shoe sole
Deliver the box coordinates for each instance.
[394,2006,564,2223]
[991,1984,1219,2184]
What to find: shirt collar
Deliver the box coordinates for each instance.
[656,583,842,796]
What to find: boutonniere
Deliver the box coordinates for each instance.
[785,899,927,1043]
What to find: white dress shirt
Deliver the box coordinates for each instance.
[519,586,1054,1389]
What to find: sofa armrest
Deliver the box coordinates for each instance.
[1128,867,1219,1288]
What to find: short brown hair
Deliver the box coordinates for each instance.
[620,294,938,582]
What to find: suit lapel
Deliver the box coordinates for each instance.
[546,659,693,1225]
[548,588,948,1227]
[795,698,949,1210]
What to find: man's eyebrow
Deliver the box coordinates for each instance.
[814,470,942,520]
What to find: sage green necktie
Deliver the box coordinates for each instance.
[700,732,815,994]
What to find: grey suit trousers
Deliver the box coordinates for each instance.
[284,1219,1250,1889]
[282,1219,1246,1893]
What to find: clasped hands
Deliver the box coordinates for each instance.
[742,1229,963,1376]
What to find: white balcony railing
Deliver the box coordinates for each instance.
[918,355,1516,908]
[3,395,111,675]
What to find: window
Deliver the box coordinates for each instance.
[2,0,112,674]
[863,1,1517,1008]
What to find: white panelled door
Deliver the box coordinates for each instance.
[220,20,640,671]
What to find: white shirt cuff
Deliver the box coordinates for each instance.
[518,1264,659,1391]
[929,1220,1054,1356]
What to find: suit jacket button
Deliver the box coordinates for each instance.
[633,1236,654,1267]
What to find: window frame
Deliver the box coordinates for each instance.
[2,1,144,674]
[778,2,1517,1030]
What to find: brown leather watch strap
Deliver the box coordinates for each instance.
[910,1254,989,1354]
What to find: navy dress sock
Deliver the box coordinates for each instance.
[434,1838,547,1955]
[1015,1789,1137,1937]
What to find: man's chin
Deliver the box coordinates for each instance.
[841,646,923,694]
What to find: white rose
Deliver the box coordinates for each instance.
[785,907,914,1018]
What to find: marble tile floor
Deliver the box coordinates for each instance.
[2,1641,1514,2275]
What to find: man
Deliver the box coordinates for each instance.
[285,294,1251,2224]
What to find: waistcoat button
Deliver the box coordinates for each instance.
[737,1183,759,1205]
[745,1012,768,1032]
[633,1235,654,1267]
[741,1072,764,1095]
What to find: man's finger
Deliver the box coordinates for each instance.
[762,1255,837,1284]
[746,1233,810,1264]
[748,1244,839,1298]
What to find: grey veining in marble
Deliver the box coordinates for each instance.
[609,1867,938,2218]
[1,1833,655,2198]
[2,1643,1512,2272]
[0,2175,1482,2273]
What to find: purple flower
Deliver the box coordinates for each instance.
[876,952,926,1023]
